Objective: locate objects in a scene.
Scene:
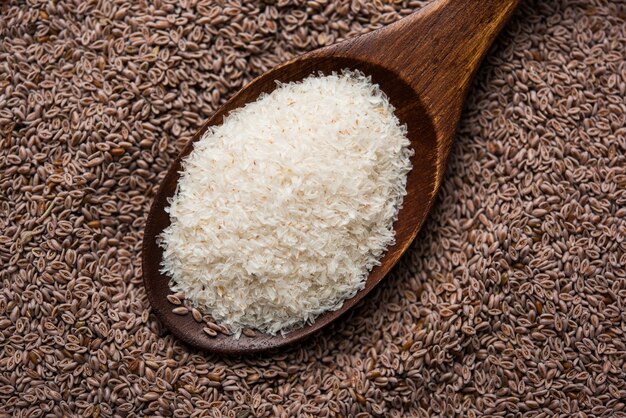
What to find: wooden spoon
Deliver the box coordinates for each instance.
[143,0,520,354]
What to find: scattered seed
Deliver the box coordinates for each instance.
[242,328,257,338]
[166,295,182,305]
[202,327,217,337]
[172,307,189,315]
[0,1,623,418]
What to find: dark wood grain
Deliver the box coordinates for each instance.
[143,0,520,354]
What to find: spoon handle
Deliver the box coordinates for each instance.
[327,0,520,167]
[399,0,521,128]
[395,0,521,147]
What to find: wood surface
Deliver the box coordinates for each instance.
[143,0,520,354]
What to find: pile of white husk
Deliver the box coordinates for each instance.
[160,71,413,336]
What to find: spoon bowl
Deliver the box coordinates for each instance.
[143,0,519,354]
[143,58,437,354]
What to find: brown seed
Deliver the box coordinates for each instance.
[87,220,101,228]
[203,327,217,337]
[242,328,256,338]
[207,373,222,382]
[143,392,160,401]
[0,1,622,417]
[172,307,188,315]
[166,294,182,305]
[191,308,203,322]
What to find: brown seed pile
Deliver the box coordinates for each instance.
[1,0,625,416]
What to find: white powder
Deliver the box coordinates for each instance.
[159,71,413,336]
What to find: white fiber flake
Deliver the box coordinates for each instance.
[159,71,413,336]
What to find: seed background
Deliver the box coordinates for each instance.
[0,0,625,417]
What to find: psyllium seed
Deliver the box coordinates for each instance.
[0,0,623,417]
